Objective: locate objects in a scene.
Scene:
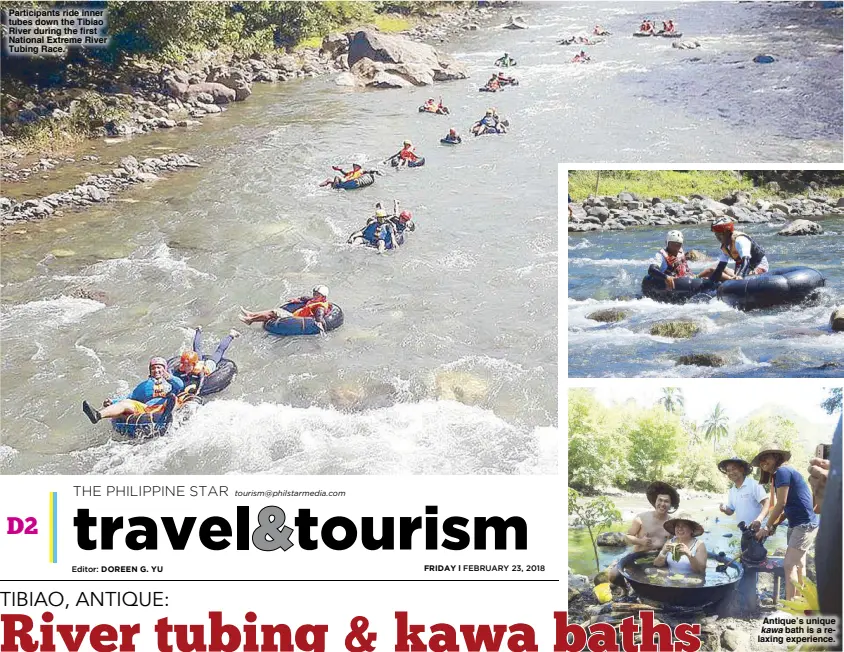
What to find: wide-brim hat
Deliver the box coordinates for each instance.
[750,445,791,468]
[664,512,704,538]
[717,457,752,476]
[646,481,680,513]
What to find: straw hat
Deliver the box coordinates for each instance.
[646,481,680,513]
[717,457,752,476]
[750,444,791,468]
[663,512,704,537]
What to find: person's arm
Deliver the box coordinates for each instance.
[752,497,770,529]
[168,375,185,394]
[654,540,672,567]
[757,477,789,539]
[314,306,327,333]
[690,543,708,573]
[624,517,647,547]
[733,236,753,278]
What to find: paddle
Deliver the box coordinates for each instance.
[382,151,402,165]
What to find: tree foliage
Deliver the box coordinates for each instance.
[624,407,684,483]
[569,489,621,573]
[821,388,843,416]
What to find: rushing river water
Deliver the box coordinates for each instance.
[1,2,843,474]
[568,216,844,377]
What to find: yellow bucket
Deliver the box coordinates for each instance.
[593,582,612,604]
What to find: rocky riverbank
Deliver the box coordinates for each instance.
[568,189,844,233]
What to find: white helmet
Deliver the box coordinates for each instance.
[665,230,684,245]
[313,285,329,298]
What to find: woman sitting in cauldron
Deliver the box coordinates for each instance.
[654,513,708,573]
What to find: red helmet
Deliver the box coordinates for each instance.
[399,210,412,222]
[179,351,199,371]
[711,217,734,233]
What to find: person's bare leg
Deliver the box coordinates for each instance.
[238,307,276,325]
[784,547,802,600]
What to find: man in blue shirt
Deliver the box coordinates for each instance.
[82,357,184,424]
[753,444,820,601]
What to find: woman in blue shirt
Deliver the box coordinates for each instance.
[753,444,819,601]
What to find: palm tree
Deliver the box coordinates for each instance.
[703,403,730,450]
[658,387,685,415]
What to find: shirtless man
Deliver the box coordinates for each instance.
[607,481,679,591]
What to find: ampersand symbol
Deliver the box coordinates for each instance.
[345,616,376,652]
[251,506,294,551]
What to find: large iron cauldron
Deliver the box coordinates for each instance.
[618,551,744,607]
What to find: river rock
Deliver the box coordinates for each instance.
[587,309,627,323]
[253,69,279,83]
[677,353,727,367]
[322,32,350,57]
[721,630,747,651]
[347,30,468,87]
[167,81,236,104]
[504,15,528,29]
[700,198,730,215]
[596,532,626,547]
[777,219,823,236]
[650,321,701,339]
[586,206,610,221]
[208,68,252,101]
[685,249,707,261]
[771,201,792,213]
[831,307,844,332]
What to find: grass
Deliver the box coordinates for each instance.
[12,120,88,157]
[373,15,411,32]
[568,170,757,202]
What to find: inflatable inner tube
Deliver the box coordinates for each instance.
[479,86,500,93]
[440,137,461,145]
[641,275,716,304]
[753,55,775,64]
[659,31,683,38]
[392,157,425,168]
[111,394,178,438]
[717,266,825,311]
[263,302,345,336]
[333,173,375,190]
[633,31,653,37]
[168,356,238,396]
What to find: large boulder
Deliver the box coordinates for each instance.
[165,80,236,104]
[503,15,528,29]
[322,32,350,57]
[596,532,627,547]
[831,307,844,332]
[207,67,252,101]
[347,30,468,87]
[777,219,823,236]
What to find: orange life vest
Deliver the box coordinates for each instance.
[293,299,331,318]
[344,169,363,181]
[399,147,418,161]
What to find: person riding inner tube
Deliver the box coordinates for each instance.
[441,127,462,144]
[239,285,334,334]
[594,25,610,35]
[647,230,692,291]
[640,19,654,33]
[348,208,403,252]
[485,74,502,91]
[82,357,185,425]
[173,327,240,396]
[389,140,420,166]
[497,72,517,86]
[699,217,769,282]
[420,97,449,114]
[572,50,591,63]
[319,163,378,188]
[494,52,516,67]
[662,19,676,34]
[472,109,505,135]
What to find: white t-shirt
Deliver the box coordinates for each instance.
[726,476,767,525]
[718,234,752,263]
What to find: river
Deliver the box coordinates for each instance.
[568,216,844,377]
[1,2,842,474]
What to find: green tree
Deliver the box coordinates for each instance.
[625,407,684,482]
[821,388,843,416]
[703,403,730,450]
[568,390,630,491]
[658,387,685,415]
[568,489,621,573]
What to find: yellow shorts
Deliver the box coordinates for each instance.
[125,400,165,416]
